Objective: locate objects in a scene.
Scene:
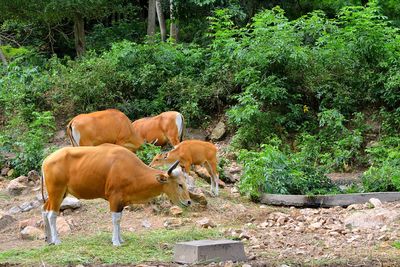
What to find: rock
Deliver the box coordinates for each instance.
[8,206,22,214]
[309,221,323,230]
[164,218,183,229]
[170,205,183,216]
[196,217,216,228]
[36,193,48,202]
[194,166,212,183]
[19,201,34,212]
[1,167,10,176]
[20,226,45,240]
[210,121,226,141]
[369,198,382,208]
[7,169,14,177]
[27,170,40,183]
[60,196,81,210]
[242,264,252,267]
[142,219,152,228]
[19,218,40,230]
[344,208,400,229]
[6,179,28,196]
[56,217,71,234]
[15,175,28,184]
[0,213,16,230]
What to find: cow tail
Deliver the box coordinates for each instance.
[179,113,185,142]
[41,165,46,204]
[66,120,78,147]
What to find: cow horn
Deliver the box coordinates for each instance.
[167,160,180,175]
[151,139,158,145]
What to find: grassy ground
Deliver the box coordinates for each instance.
[0,228,222,266]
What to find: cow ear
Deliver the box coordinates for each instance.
[156,174,169,184]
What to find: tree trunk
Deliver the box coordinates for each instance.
[169,0,178,42]
[73,13,85,57]
[0,38,8,67]
[147,0,156,37]
[156,0,166,42]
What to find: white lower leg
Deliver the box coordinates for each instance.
[111,212,123,246]
[214,176,219,196]
[47,211,61,245]
[41,210,51,243]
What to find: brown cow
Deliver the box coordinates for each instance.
[131,111,184,147]
[66,109,143,152]
[41,144,190,246]
[150,140,219,196]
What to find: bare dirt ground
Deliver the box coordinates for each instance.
[1,176,400,267]
[0,131,399,266]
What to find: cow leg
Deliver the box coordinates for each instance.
[111,212,123,246]
[42,202,52,244]
[205,161,219,196]
[47,211,61,245]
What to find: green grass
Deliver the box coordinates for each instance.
[0,227,223,266]
[393,241,400,249]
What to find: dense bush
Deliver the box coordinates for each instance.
[238,143,337,199]
[361,136,400,192]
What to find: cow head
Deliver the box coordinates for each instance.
[156,160,191,207]
[150,152,172,167]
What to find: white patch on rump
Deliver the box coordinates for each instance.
[71,126,81,146]
[175,114,183,138]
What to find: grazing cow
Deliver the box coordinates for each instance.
[41,144,190,246]
[131,111,184,147]
[66,109,143,152]
[150,140,219,196]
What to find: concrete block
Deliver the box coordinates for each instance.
[174,239,246,264]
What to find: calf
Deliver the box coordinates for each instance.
[41,144,190,246]
[150,140,219,196]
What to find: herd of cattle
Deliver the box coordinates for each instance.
[41,109,220,246]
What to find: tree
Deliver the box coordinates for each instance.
[156,0,167,41]
[0,0,124,57]
[147,0,156,37]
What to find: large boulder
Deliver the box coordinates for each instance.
[60,196,81,210]
[210,121,226,141]
[20,226,45,240]
[0,213,16,230]
[6,179,28,196]
[344,208,400,229]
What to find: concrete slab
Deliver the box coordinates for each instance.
[260,192,400,208]
[174,239,246,264]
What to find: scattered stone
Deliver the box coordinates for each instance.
[19,218,40,230]
[164,218,184,229]
[1,167,9,176]
[210,121,226,141]
[27,170,41,183]
[60,196,81,210]
[36,193,48,202]
[0,213,16,230]
[15,175,28,184]
[344,208,400,229]
[19,201,34,212]
[57,217,71,234]
[170,205,183,216]
[20,226,45,240]
[196,217,216,228]
[6,179,28,196]
[142,220,152,228]
[7,169,14,177]
[8,206,22,214]
[369,198,383,208]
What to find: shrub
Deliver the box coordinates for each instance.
[135,143,161,166]
[1,111,56,176]
[238,144,337,199]
[362,136,400,192]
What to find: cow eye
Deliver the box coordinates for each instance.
[179,184,183,188]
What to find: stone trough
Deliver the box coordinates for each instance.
[260,192,400,208]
